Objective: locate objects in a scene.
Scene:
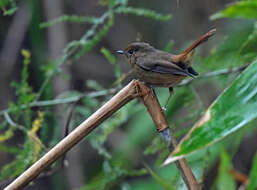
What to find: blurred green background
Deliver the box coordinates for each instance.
[0,0,257,189]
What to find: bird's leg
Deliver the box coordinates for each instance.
[151,88,157,98]
[163,87,173,111]
[144,83,156,98]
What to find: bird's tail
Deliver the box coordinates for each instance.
[178,29,216,61]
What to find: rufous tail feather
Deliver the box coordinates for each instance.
[178,29,216,60]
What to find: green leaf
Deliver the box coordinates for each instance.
[86,80,104,91]
[75,13,114,59]
[0,0,8,7]
[3,7,17,16]
[211,1,257,20]
[40,15,100,28]
[144,164,174,190]
[216,148,236,190]
[115,6,171,21]
[163,58,257,164]
[163,40,174,53]
[0,144,20,154]
[101,47,121,80]
[247,152,257,190]
[101,47,116,65]
[240,22,257,55]
[144,136,166,155]
[0,138,34,180]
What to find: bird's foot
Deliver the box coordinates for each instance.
[163,87,174,111]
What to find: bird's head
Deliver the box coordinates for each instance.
[117,42,155,64]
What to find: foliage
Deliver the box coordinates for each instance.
[0,50,46,181]
[0,0,172,186]
[248,152,257,190]
[210,0,257,20]
[1,0,257,189]
[216,149,236,190]
[164,58,257,162]
[0,0,17,15]
[36,1,171,100]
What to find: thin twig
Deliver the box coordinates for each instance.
[0,88,118,116]
[61,101,79,167]
[4,112,27,132]
[4,112,48,151]
[35,11,110,101]
[178,64,249,87]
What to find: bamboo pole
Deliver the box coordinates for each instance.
[4,80,199,190]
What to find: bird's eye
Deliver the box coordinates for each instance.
[128,49,134,55]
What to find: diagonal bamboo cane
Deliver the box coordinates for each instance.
[4,80,199,190]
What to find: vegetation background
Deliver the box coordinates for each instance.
[0,0,257,189]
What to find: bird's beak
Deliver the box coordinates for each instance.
[116,50,124,54]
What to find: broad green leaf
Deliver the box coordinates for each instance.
[216,148,236,190]
[163,59,257,164]
[247,152,257,190]
[210,1,257,20]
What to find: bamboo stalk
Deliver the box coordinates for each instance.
[4,80,138,190]
[4,80,199,190]
[138,82,199,190]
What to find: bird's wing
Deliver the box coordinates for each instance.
[188,66,199,76]
[136,57,194,77]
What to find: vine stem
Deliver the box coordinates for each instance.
[4,80,198,190]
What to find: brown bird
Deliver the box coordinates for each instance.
[117,29,216,108]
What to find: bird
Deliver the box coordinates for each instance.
[117,29,216,109]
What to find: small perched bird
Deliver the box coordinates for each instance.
[117,29,216,108]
